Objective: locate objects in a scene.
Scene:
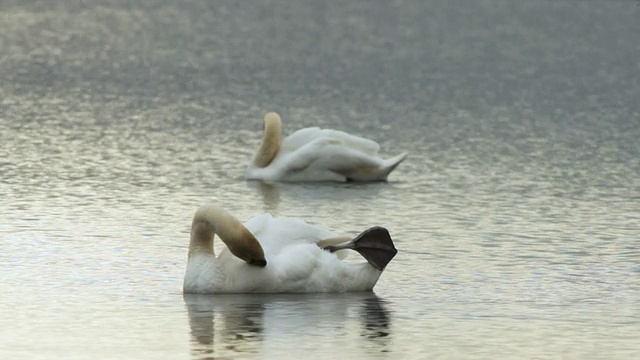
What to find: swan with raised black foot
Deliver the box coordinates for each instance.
[183,205,398,294]
[245,112,408,182]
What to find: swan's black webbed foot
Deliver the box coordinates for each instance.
[324,227,397,270]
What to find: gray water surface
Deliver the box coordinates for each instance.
[1,1,639,359]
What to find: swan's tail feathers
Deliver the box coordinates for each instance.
[324,227,398,271]
[381,152,408,177]
[340,152,408,181]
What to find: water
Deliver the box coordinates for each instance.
[1,1,639,359]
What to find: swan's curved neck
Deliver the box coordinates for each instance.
[188,206,267,266]
[189,220,215,258]
[252,112,282,167]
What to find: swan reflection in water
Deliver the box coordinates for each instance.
[184,292,392,358]
[253,182,281,214]
[250,179,398,216]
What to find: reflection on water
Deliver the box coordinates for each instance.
[184,292,392,359]
[360,296,391,340]
[248,180,401,217]
[252,182,282,214]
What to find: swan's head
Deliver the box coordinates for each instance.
[252,112,282,168]
[223,225,267,267]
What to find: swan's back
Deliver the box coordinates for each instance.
[243,213,337,255]
[281,127,381,155]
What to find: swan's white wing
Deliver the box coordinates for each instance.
[281,127,380,155]
[244,214,338,254]
[277,137,387,178]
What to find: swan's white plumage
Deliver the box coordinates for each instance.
[183,209,383,294]
[246,113,408,182]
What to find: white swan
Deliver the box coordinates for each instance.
[245,112,408,182]
[183,205,398,294]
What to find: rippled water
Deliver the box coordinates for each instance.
[1,1,639,359]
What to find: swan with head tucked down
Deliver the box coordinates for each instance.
[245,112,408,182]
[183,205,398,294]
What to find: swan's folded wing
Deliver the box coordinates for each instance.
[244,214,339,253]
[317,129,381,155]
[279,137,385,176]
[282,127,380,155]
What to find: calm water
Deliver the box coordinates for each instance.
[1,1,639,359]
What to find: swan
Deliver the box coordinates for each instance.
[183,205,398,294]
[245,112,408,182]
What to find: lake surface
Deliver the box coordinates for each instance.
[1,1,639,359]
